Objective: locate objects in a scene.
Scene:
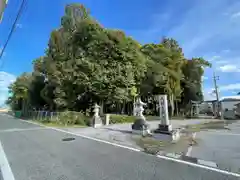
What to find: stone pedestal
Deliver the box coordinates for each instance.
[153,95,180,142]
[92,103,102,128]
[132,117,150,135]
[92,116,102,128]
[105,114,110,125]
[153,129,180,142]
[157,124,172,132]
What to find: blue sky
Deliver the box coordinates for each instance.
[0,0,240,105]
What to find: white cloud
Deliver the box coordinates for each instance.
[215,60,228,65]
[218,64,240,72]
[209,55,221,62]
[221,49,230,53]
[202,76,208,80]
[0,71,16,105]
[16,23,23,29]
[220,83,240,91]
[203,83,240,100]
[230,11,240,19]
[203,88,216,101]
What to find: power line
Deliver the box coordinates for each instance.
[0,0,26,67]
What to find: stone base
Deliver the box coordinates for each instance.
[157,124,172,132]
[153,128,181,142]
[93,123,102,128]
[132,117,149,130]
[132,129,144,135]
[132,117,151,136]
[132,129,151,136]
[92,116,102,128]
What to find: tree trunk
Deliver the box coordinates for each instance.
[175,101,179,116]
[100,100,104,115]
[121,101,125,114]
[169,94,174,117]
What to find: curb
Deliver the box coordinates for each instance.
[161,152,218,168]
[157,131,218,168]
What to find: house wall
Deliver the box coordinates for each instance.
[221,100,240,119]
[235,104,240,116]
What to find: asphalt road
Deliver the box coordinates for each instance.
[0,114,239,180]
[191,120,240,173]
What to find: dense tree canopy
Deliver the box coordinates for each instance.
[7,3,211,116]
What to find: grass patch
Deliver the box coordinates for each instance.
[134,137,171,155]
[109,114,135,124]
[185,121,230,133]
[109,115,186,124]
[134,134,197,155]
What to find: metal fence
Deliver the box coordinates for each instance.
[23,111,87,122]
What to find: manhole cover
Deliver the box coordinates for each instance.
[62,137,75,141]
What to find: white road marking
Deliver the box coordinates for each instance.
[19,119,141,152]
[186,146,193,156]
[157,154,240,177]
[0,127,46,133]
[0,141,15,180]
[197,159,218,168]
[203,130,240,136]
[20,119,240,177]
[186,132,196,156]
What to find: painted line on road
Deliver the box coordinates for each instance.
[0,141,15,180]
[19,119,141,152]
[47,127,141,152]
[20,119,240,177]
[156,154,240,177]
[185,146,193,157]
[197,159,218,168]
[186,132,196,156]
[203,130,240,136]
[0,127,46,133]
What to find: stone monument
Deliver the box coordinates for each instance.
[92,103,102,128]
[154,95,180,141]
[132,97,150,135]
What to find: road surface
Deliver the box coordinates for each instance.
[191,120,240,173]
[0,114,239,180]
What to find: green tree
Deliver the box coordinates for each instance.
[7,3,212,118]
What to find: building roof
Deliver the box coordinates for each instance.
[220,95,240,102]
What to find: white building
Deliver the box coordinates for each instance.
[220,96,240,119]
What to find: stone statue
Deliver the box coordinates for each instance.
[132,97,149,133]
[134,98,146,118]
[93,103,100,117]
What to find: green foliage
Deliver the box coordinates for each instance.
[56,111,89,126]
[109,114,135,124]
[7,3,211,118]
[31,111,90,126]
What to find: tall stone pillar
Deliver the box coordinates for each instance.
[157,95,172,132]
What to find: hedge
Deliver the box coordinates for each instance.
[109,114,135,124]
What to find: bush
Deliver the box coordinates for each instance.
[109,114,135,124]
[75,113,91,126]
[54,111,90,126]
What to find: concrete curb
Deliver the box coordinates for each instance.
[160,152,218,168]
[157,131,218,169]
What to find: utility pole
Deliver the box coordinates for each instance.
[213,72,220,117]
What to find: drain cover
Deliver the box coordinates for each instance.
[62,137,75,141]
